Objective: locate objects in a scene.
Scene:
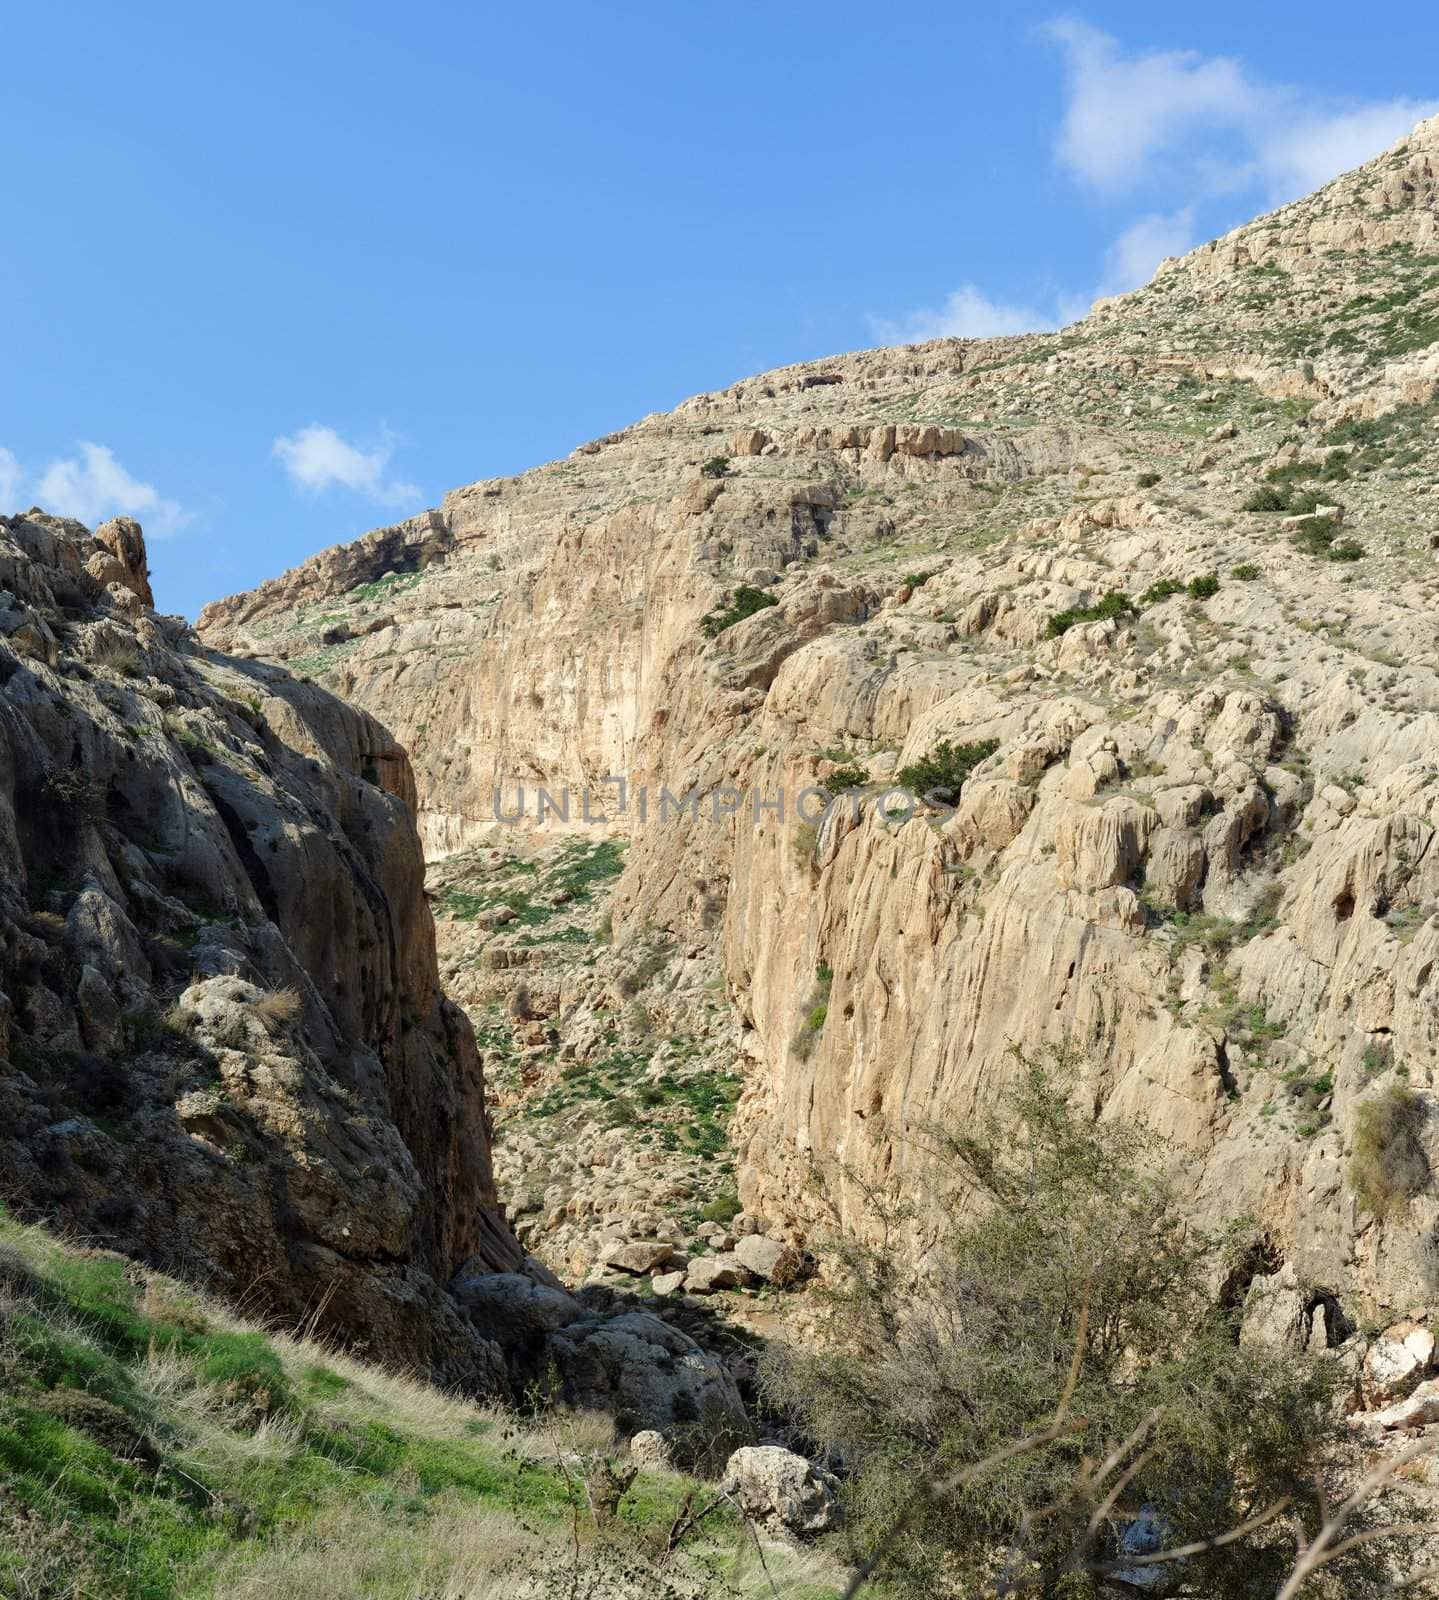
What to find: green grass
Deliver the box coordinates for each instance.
[341,570,424,604]
[0,1211,841,1599]
[528,1044,744,1163]
[437,839,625,928]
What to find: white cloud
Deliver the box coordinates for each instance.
[870,283,1060,346]
[272,424,421,508]
[1041,17,1437,201]
[870,26,1435,352]
[1099,207,1197,296]
[1,442,189,537]
[1259,101,1439,200]
[1042,18,1260,191]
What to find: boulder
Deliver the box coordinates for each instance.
[457,1274,751,1460]
[651,1270,685,1297]
[721,1445,842,1539]
[94,516,154,607]
[1364,1322,1436,1406]
[599,1239,675,1275]
[685,1255,750,1294]
[628,1429,675,1470]
[733,1234,802,1285]
[548,1310,751,1461]
[1359,1377,1439,1431]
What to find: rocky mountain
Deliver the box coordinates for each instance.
[199,115,1439,1340]
[0,510,749,1448]
[0,508,524,1385]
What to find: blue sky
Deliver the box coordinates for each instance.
[2,2,1435,616]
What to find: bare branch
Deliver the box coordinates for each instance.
[1276,1436,1439,1600]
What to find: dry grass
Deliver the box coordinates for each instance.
[251,986,303,1032]
[1350,1085,1430,1217]
[88,632,142,675]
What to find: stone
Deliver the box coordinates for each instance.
[547,1310,750,1459]
[651,1270,685,1296]
[1360,1377,1439,1431]
[627,1429,675,1470]
[74,965,121,1052]
[1364,1322,1435,1406]
[684,1255,750,1294]
[94,516,154,607]
[733,1233,802,1285]
[721,1445,842,1538]
[598,1239,675,1275]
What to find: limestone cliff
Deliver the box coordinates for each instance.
[0,508,522,1387]
[201,115,1439,1333]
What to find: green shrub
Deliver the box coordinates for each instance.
[791,965,833,1059]
[1290,514,1364,561]
[1136,470,1161,488]
[823,763,871,793]
[700,584,778,638]
[1186,573,1220,600]
[1137,578,1184,605]
[1322,415,1387,448]
[1243,483,1334,516]
[1045,591,1135,638]
[901,570,937,589]
[766,1057,1381,1598]
[1232,562,1261,579]
[699,455,730,478]
[700,1193,741,1224]
[895,738,999,805]
[1350,1086,1429,1218]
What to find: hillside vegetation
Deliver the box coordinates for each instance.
[0,1208,838,1600]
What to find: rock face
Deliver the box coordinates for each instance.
[0,509,521,1387]
[201,115,1439,1327]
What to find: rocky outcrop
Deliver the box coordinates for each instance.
[453,1268,749,1460]
[0,510,522,1388]
[200,113,1439,1334]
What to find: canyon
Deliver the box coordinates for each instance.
[193,112,1439,1354]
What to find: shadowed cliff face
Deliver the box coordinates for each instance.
[0,509,522,1389]
[202,116,1439,1331]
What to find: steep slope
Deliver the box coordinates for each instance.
[201,117,1439,1331]
[0,1210,829,1600]
[0,510,524,1387]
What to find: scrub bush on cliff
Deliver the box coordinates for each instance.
[765,1056,1402,1598]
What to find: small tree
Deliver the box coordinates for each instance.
[766,1057,1398,1598]
[894,738,998,805]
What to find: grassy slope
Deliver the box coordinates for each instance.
[0,1209,839,1599]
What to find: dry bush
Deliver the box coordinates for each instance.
[767,1055,1393,1599]
[89,634,141,676]
[1350,1085,1430,1218]
[40,767,106,823]
[251,987,302,1033]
